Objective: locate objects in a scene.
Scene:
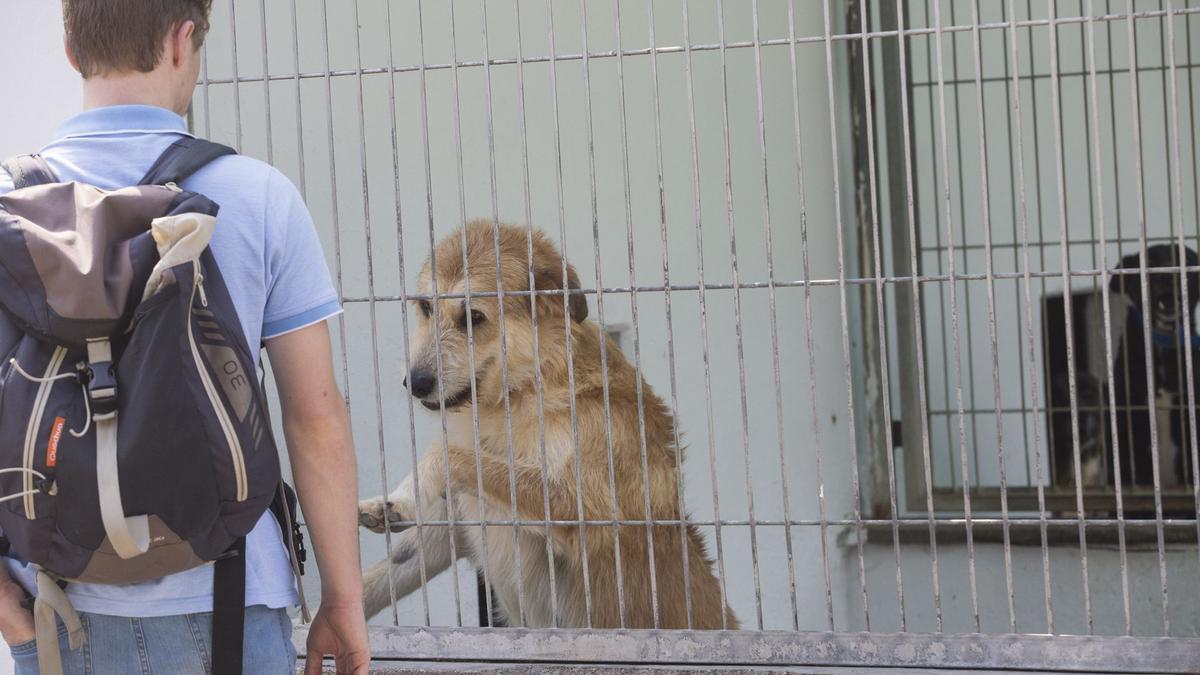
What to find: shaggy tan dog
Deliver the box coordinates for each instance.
[358,220,737,630]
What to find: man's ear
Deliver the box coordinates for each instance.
[534,264,588,323]
[171,20,196,68]
[64,34,81,74]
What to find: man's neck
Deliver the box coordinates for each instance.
[81,73,185,116]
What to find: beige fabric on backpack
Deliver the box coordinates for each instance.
[142,212,217,300]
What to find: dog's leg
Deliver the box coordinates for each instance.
[363,444,586,528]
[359,463,449,533]
[438,446,600,523]
[363,501,455,619]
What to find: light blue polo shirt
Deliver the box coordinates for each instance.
[0,105,342,617]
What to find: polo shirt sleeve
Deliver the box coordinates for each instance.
[261,169,342,340]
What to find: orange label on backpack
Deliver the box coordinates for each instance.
[46,416,65,468]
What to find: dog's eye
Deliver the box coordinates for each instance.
[471,310,486,327]
[417,300,432,318]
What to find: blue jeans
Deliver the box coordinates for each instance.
[8,605,296,674]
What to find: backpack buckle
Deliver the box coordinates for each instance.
[85,339,118,417]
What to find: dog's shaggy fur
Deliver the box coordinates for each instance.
[358,220,737,629]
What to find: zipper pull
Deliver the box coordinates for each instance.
[197,274,209,308]
[164,182,182,193]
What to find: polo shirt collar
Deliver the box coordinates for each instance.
[54,105,192,139]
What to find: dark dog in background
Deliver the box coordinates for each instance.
[1108,244,1199,490]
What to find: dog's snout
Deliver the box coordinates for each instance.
[406,370,437,398]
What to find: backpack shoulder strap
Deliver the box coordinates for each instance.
[1,154,58,189]
[137,137,237,186]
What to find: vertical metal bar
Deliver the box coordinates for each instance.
[380,0,430,628]
[966,0,1017,634]
[317,0,350,415]
[808,0,850,632]
[1121,0,1174,634]
[1047,0,1096,634]
[609,0,662,629]
[1160,0,1192,521]
[921,0,955,493]
[929,0,982,632]
[420,0,465,624]
[201,27,212,139]
[714,0,766,631]
[439,0,486,627]
[577,0,629,628]
[1025,0,1057,497]
[315,5,359,568]
[478,0,531,628]
[680,0,732,629]
[893,0,945,632]
[1073,0,1104,498]
[468,0,530,624]
[1082,0,1133,636]
[1005,0,1056,633]
[857,0,907,632]
[947,0,984,495]
[346,0,398,621]
[645,0,696,631]
[545,0,596,627]
[1180,0,1200,583]
[228,0,243,150]
[256,0,273,165]
[511,0,562,628]
[763,0,801,632]
[1106,0,1138,487]
[1188,5,1200,271]
[836,0,872,633]
[996,3,1035,489]
[287,0,307,199]
[351,0,410,628]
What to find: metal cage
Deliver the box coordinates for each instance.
[193,0,1199,671]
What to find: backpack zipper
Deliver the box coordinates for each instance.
[187,261,248,501]
[22,346,67,518]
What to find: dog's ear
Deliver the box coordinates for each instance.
[534,263,588,323]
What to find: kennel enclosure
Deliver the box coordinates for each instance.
[193,0,1200,671]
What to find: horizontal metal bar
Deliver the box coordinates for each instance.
[912,63,1200,88]
[339,264,1200,303]
[201,6,1200,87]
[921,234,1200,254]
[360,516,1197,528]
[863,521,1196,548]
[931,405,1200,415]
[293,626,1200,673]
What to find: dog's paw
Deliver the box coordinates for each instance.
[358,497,409,533]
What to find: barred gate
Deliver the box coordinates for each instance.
[193,0,1199,671]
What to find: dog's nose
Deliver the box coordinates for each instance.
[406,370,436,399]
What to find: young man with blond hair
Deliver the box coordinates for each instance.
[0,1,369,672]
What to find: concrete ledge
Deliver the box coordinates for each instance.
[300,661,1048,675]
[292,626,1200,674]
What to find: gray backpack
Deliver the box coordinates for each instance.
[0,139,305,675]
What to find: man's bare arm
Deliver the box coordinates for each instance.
[266,321,369,672]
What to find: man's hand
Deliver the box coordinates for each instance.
[266,322,370,673]
[0,564,34,646]
[304,603,369,675]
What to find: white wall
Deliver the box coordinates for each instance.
[0,2,79,158]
